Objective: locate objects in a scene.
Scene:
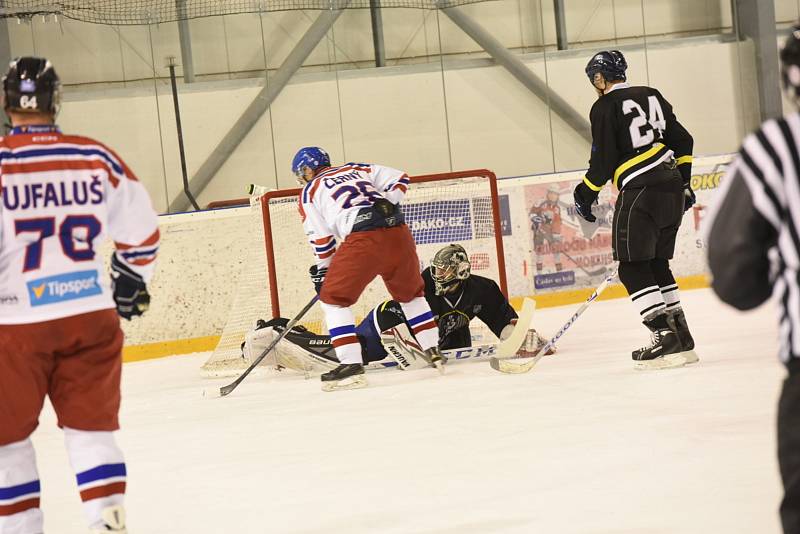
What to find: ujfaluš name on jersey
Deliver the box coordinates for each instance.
[3,176,104,210]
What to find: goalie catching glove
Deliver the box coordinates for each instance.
[499,321,556,357]
[110,253,150,320]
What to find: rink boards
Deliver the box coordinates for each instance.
[119,153,732,362]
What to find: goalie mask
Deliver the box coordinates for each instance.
[430,244,470,295]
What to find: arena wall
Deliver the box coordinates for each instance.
[56,35,756,215]
[119,152,731,362]
[7,1,740,86]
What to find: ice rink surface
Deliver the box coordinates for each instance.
[32,288,785,533]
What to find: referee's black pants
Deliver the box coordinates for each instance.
[779,365,800,533]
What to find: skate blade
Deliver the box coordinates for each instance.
[433,360,446,375]
[681,350,699,365]
[633,353,687,371]
[321,374,368,392]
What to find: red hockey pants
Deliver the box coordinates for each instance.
[320,224,424,307]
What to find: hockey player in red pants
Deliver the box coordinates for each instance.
[292,146,443,391]
[0,58,158,533]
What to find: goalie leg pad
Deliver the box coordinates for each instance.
[380,323,434,370]
[243,324,337,374]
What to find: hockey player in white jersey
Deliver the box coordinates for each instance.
[0,58,159,533]
[293,146,442,391]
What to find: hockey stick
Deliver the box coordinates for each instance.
[300,343,501,373]
[489,267,618,374]
[207,295,319,398]
[497,297,536,358]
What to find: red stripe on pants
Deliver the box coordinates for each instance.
[412,321,437,336]
[0,497,39,516]
[332,335,359,348]
[79,481,126,502]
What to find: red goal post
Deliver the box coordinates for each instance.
[259,169,508,320]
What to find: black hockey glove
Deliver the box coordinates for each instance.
[573,183,598,223]
[683,185,696,212]
[309,265,327,294]
[110,253,150,320]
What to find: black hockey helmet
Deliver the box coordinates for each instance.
[2,57,61,115]
[430,244,471,295]
[781,24,800,104]
[585,50,627,83]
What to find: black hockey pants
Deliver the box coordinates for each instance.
[780,362,800,533]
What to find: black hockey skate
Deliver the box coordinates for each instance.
[320,363,367,392]
[667,308,699,365]
[632,313,686,370]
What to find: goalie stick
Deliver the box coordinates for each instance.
[291,343,502,373]
[489,267,618,374]
[496,297,536,358]
[207,295,319,398]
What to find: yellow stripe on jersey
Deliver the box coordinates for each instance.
[582,175,603,192]
[676,155,693,166]
[613,142,665,189]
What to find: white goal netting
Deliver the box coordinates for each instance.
[201,171,505,377]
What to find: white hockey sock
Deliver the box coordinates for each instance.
[660,283,681,312]
[0,438,42,534]
[399,296,438,351]
[64,428,126,530]
[320,302,362,364]
[630,285,666,320]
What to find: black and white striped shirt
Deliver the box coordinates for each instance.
[703,113,800,366]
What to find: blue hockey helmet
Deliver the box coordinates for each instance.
[292,146,330,180]
[585,50,627,83]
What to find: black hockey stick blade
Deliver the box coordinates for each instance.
[215,295,319,397]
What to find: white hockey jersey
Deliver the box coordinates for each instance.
[0,125,159,324]
[299,163,409,268]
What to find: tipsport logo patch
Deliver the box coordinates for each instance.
[27,270,102,306]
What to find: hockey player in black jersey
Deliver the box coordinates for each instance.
[572,50,698,370]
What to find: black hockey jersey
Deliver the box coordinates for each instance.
[583,83,693,193]
[373,268,517,349]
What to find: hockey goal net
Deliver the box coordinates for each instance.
[201,169,507,377]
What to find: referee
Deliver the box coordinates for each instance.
[704,24,800,533]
